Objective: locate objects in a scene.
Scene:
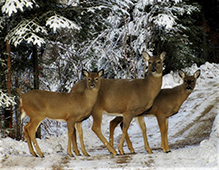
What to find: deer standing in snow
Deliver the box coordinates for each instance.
[18,69,104,157]
[71,51,166,156]
[109,69,201,153]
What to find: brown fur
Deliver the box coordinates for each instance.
[71,52,166,155]
[18,69,103,157]
[109,69,201,153]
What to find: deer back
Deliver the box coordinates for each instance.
[19,69,104,121]
[148,69,201,117]
[71,52,166,116]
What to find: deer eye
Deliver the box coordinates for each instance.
[149,61,152,65]
[95,78,99,81]
[88,78,91,81]
[157,61,161,64]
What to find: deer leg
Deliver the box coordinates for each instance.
[72,125,80,156]
[118,115,132,155]
[27,118,44,157]
[137,116,152,154]
[164,118,170,152]
[75,122,90,156]
[92,110,117,156]
[24,121,37,157]
[157,116,169,153]
[119,121,135,154]
[109,117,123,147]
[67,119,76,157]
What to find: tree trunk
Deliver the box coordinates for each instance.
[15,76,22,140]
[33,45,41,139]
[5,40,13,137]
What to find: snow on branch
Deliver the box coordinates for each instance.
[0,16,4,31]
[0,90,16,108]
[1,0,37,16]
[153,13,176,30]
[5,19,47,47]
[87,5,109,13]
[46,15,80,32]
[60,0,79,6]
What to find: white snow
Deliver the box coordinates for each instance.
[0,89,16,107]
[154,14,176,30]
[46,15,81,33]
[6,20,47,47]
[0,62,219,169]
[1,0,35,16]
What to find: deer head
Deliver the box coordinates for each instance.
[179,69,201,93]
[143,51,166,77]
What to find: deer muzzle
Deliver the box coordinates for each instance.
[90,83,95,89]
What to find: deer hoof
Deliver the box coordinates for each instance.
[68,152,74,157]
[147,149,153,154]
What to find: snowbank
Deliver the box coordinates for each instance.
[0,62,219,169]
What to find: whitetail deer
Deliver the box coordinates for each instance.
[109,69,201,153]
[71,52,166,155]
[18,69,104,157]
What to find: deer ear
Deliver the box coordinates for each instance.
[179,70,185,79]
[160,52,166,61]
[98,69,104,77]
[142,51,150,61]
[82,69,89,77]
[194,69,201,79]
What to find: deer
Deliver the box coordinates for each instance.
[17,69,104,157]
[71,51,166,156]
[109,69,201,154]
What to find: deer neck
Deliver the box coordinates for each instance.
[83,88,99,105]
[175,85,192,102]
[145,74,162,90]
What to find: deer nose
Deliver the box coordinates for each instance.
[186,85,193,91]
[186,86,192,90]
[151,67,156,72]
[90,83,95,89]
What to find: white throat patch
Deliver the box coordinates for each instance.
[152,72,162,77]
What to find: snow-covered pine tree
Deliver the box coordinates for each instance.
[0,0,202,139]
[42,0,201,89]
[62,0,201,78]
[0,0,82,138]
[0,0,116,138]
[0,58,16,138]
[0,59,16,108]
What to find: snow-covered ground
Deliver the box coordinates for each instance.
[0,62,219,170]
